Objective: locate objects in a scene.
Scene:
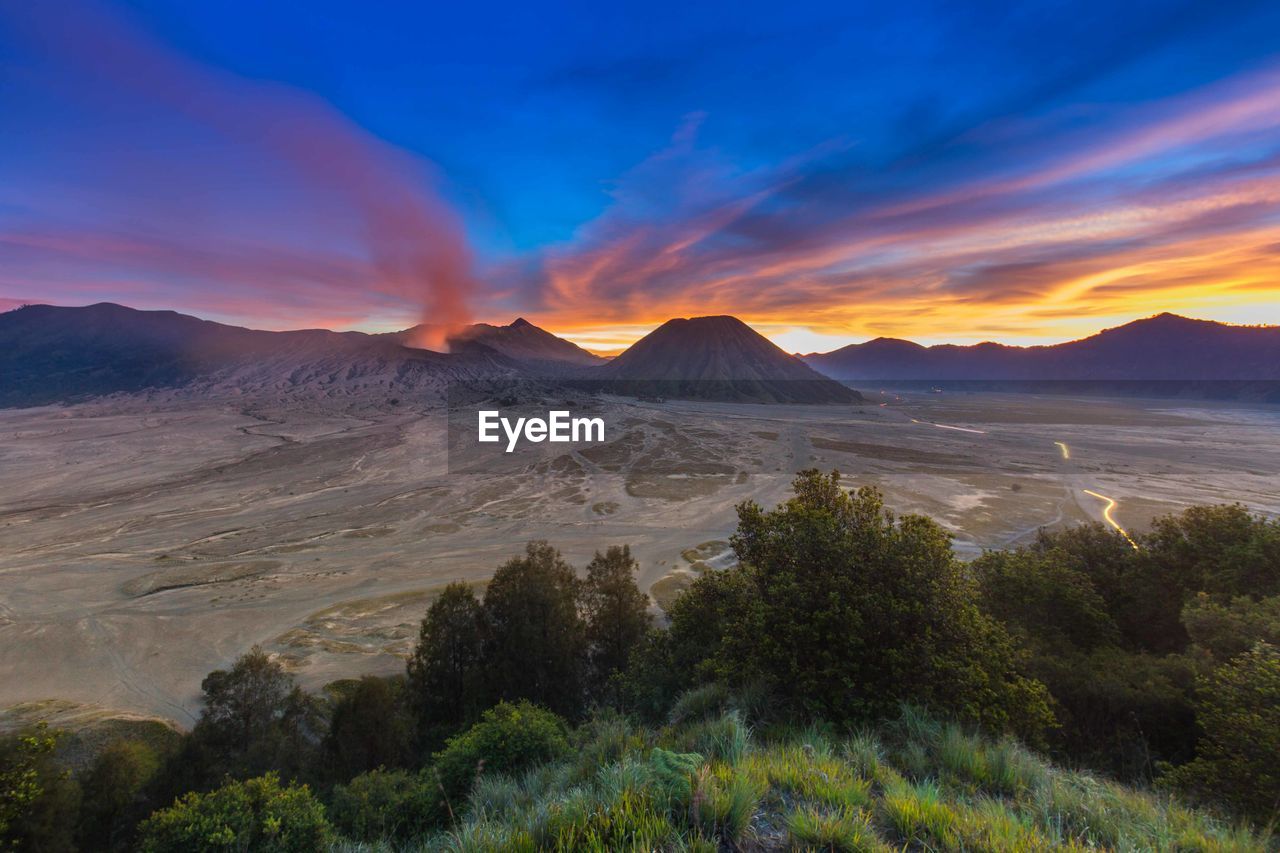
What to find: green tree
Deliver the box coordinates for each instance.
[729,470,1053,738]
[323,676,414,780]
[432,701,569,799]
[1165,642,1280,824]
[1144,503,1280,600]
[623,566,760,721]
[0,723,79,853]
[77,739,163,851]
[973,547,1120,655]
[0,723,57,840]
[406,582,485,749]
[1182,593,1280,663]
[480,541,587,718]
[138,773,331,853]
[582,545,652,702]
[168,647,322,794]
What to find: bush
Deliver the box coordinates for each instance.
[329,768,447,843]
[1164,642,1280,824]
[137,773,331,853]
[433,701,569,799]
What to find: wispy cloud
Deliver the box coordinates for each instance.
[0,0,478,331]
[524,61,1280,343]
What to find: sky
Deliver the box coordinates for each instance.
[3,0,1280,352]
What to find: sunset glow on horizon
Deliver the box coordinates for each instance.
[4,1,1280,351]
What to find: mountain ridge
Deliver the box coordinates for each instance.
[803,313,1280,380]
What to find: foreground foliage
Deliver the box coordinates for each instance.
[4,470,1278,848]
[338,702,1268,852]
[138,774,330,852]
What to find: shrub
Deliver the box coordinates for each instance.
[1164,642,1280,824]
[569,710,649,781]
[329,768,447,843]
[137,773,331,853]
[433,701,569,799]
[668,683,731,725]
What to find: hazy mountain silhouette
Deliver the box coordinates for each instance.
[590,315,862,404]
[805,314,1280,380]
[0,303,521,407]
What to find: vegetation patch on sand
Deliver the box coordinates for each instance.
[812,436,971,466]
[649,569,697,610]
[0,700,180,772]
[120,560,280,598]
[270,584,486,669]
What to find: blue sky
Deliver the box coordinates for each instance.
[4,0,1280,350]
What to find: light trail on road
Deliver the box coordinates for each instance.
[1055,441,1070,459]
[908,418,987,434]
[1083,489,1139,549]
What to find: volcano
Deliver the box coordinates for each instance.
[591,315,862,404]
[390,317,603,372]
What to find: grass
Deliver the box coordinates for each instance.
[786,805,889,852]
[334,702,1272,852]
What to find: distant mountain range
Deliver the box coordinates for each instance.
[803,313,1280,380]
[0,303,522,408]
[2,304,1277,408]
[0,304,855,407]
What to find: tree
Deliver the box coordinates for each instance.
[1165,642,1280,824]
[973,547,1120,656]
[728,470,1053,738]
[624,566,760,721]
[0,723,57,840]
[323,676,414,780]
[1145,503,1280,600]
[0,723,79,852]
[582,545,652,702]
[1182,594,1280,663]
[172,647,323,792]
[138,773,331,853]
[406,582,484,749]
[77,739,164,851]
[480,541,587,718]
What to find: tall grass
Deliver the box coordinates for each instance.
[786,805,889,852]
[365,697,1270,853]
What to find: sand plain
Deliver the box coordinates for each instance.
[1,390,1278,727]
